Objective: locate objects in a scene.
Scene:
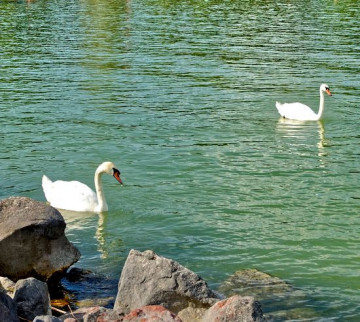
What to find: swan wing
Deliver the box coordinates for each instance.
[42,175,98,212]
[276,102,318,121]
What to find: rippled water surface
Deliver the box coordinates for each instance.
[1,0,360,320]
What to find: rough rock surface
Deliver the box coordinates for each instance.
[219,268,292,299]
[13,277,52,321]
[218,269,313,320]
[59,306,109,321]
[123,305,183,321]
[0,276,16,297]
[33,316,62,322]
[0,290,19,322]
[0,197,80,281]
[201,295,264,322]
[114,249,221,315]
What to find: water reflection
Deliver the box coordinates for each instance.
[59,210,120,260]
[276,117,327,161]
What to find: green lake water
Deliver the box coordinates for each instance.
[1,0,359,320]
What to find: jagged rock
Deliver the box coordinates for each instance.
[114,249,221,315]
[13,277,51,321]
[0,290,19,322]
[201,295,264,322]
[123,305,182,322]
[0,197,80,281]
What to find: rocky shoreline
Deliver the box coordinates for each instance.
[0,196,314,321]
[0,249,264,322]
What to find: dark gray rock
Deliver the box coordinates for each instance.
[0,290,19,322]
[201,295,264,322]
[114,249,220,315]
[13,277,51,321]
[0,197,80,281]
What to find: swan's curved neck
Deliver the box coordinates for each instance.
[317,89,325,120]
[94,169,108,212]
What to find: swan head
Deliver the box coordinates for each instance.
[97,161,123,184]
[320,84,332,96]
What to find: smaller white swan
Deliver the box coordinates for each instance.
[276,84,332,121]
[42,161,122,213]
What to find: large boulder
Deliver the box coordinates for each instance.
[0,197,80,281]
[114,249,221,315]
[13,277,52,321]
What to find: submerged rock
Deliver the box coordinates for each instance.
[219,268,315,320]
[114,249,221,315]
[0,197,80,282]
[123,305,182,322]
[219,268,292,299]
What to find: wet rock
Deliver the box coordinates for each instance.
[0,197,80,282]
[219,269,314,320]
[201,295,264,322]
[0,290,19,322]
[219,268,292,299]
[123,305,182,322]
[13,277,51,321]
[114,249,220,315]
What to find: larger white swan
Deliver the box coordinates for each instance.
[276,84,332,121]
[42,161,122,213]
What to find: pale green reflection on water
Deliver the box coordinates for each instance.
[1,0,360,320]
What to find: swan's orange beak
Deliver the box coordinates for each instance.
[326,88,332,96]
[113,169,123,184]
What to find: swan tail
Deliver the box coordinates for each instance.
[42,175,54,203]
[42,175,52,187]
[275,101,282,110]
[275,101,285,117]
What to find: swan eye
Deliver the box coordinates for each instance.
[113,168,120,175]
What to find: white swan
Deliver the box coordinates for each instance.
[42,161,122,213]
[276,84,332,121]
